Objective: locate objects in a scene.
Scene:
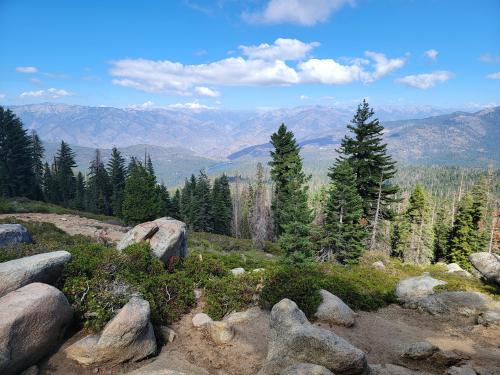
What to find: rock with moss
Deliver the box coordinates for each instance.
[0,224,32,248]
[0,251,71,297]
[396,274,446,303]
[117,217,187,264]
[0,283,73,375]
[469,252,500,286]
[65,296,156,366]
[315,289,356,327]
[258,298,368,375]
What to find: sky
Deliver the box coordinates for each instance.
[0,0,499,110]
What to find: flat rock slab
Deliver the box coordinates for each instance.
[0,250,71,297]
[0,282,73,375]
[0,224,32,247]
[125,350,209,375]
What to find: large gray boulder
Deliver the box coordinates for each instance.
[0,283,73,375]
[315,289,356,327]
[469,252,500,286]
[446,263,472,278]
[125,350,209,375]
[117,217,187,264]
[0,224,32,247]
[258,298,368,375]
[396,274,446,303]
[0,251,72,297]
[65,296,156,365]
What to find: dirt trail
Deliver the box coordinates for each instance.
[0,213,128,244]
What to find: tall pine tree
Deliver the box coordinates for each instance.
[107,147,126,217]
[448,193,475,268]
[29,130,45,200]
[193,171,213,232]
[54,141,77,206]
[86,149,111,215]
[212,174,232,236]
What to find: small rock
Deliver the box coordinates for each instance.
[396,274,446,302]
[282,363,334,375]
[208,321,234,345]
[231,267,245,276]
[446,263,472,278]
[314,289,356,327]
[253,268,266,273]
[192,313,212,328]
[447,365,477,375]
[430,350,467,367]
[477,310,500,326]
[223,307,261,324]
[194,288,203,299]
[0,224,32,247]
[401,341,439,360]
[160,326,177,343]
[372,261,386,270]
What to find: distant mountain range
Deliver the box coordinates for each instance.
[6,103,500,186]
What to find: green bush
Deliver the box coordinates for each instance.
[204,273,261,320]
[259,263,323,318]
[181,252,230,287]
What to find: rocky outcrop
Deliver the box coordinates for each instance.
[125,350,209,375]
[208,321,234,345]
[192,313,213,327]
[65,297,156,366]
[469,252,500,286]
[401,341,439,360]
[117,217,187,264]
[315,290,356,327]
[258,298,368,375]
[446,263,472,278]
[0,283,73,375]
[282,363,335,375]
[396,274,446,303]
[0,250,72,297]
[0,224,32,247]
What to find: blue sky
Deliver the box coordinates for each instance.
[0,0,499,110]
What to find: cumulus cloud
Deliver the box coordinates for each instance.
[424,49,438,61]
[243,0,354,26]
[109,39,405,95]
[195,86,220,97]
[395,71,453,89]
[128,100,155,109]
[486,72,500,80]
[20,87,72,98]
[16,66,38,73]
[239,38,319,60]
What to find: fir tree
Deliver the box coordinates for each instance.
[193,171,213,232]
[433,205,450,261]
[337,100,399,222]
[170,189,182,220]
[470,177,489,252]
[122,161,160,224]
[0,107,34,197]
[269,124,312,260]
[86,149,111,214]
[212,174,232,236]
[54,141,77,206]
[156,183,172,217]
[180,175,197,228]
[74,172,86,211]
[29,130,45,200]
[448,193,475,268]
[320,160,366,264]
[42,162,58,203]
[107,147,126,217]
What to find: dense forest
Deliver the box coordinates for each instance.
[1,103,498,269]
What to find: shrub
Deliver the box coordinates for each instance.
[181,251,230,287]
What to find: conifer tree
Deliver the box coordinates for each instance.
[320,160,366,264]
[269,124,312,260]
[433,205,450,261]
[337,100,399,222]
[122,161,160,224]
[212,174,232,235]
[0,107,34,197]
[156,183,172,217]
[86,149,111,214]
[193,171,213,232]
[249,162,272,248]
[29,130,45,200]
[180,175,196,228]
[54,141,77,206]
[74,171,86,211]
[171,189,182,220]
[448,193,475,268]
[107,147,126,217]
[470,177,489,252]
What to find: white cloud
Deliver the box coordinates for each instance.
[486,72,500,80]
[299,95,309,100]
[0,93,6,99]
[20,87,72,98]
[16,66,38,73]
[109,40,405,94]
[239,38,319,61]
[395,71,453,89]
[128,100,155,109]
[167,102,213,110]
[480,54,500,64]
[243,0,354,26]
[424,49,438,61]
[195,86,220,97]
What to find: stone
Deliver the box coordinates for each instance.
[0,283,73,375]
[65,297,156,366]
[258,298,368,375]
[208,321,234,345]
[429,350,467,367]
[372,261,386,270]
[160,326,177,343]
[20,365,39,375]
[117,217,187,264]
[473,367,500,375]
[0,250,72,297]
[447,366,477,375]
[396,274,446,302]
[282,363,335,375]
[469,252,500,286]
[315,289,356,327]
[477,310,500,326]
[401,341,439,360]
[125,350,209,375]
[192,313,212,327]
[231,267,245,276]
[223,307,261,324]
[446,263,472,278]
[194,288,203,299]
[0,224,32,247]
[370,364,432,375]
[409,291,497,317]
